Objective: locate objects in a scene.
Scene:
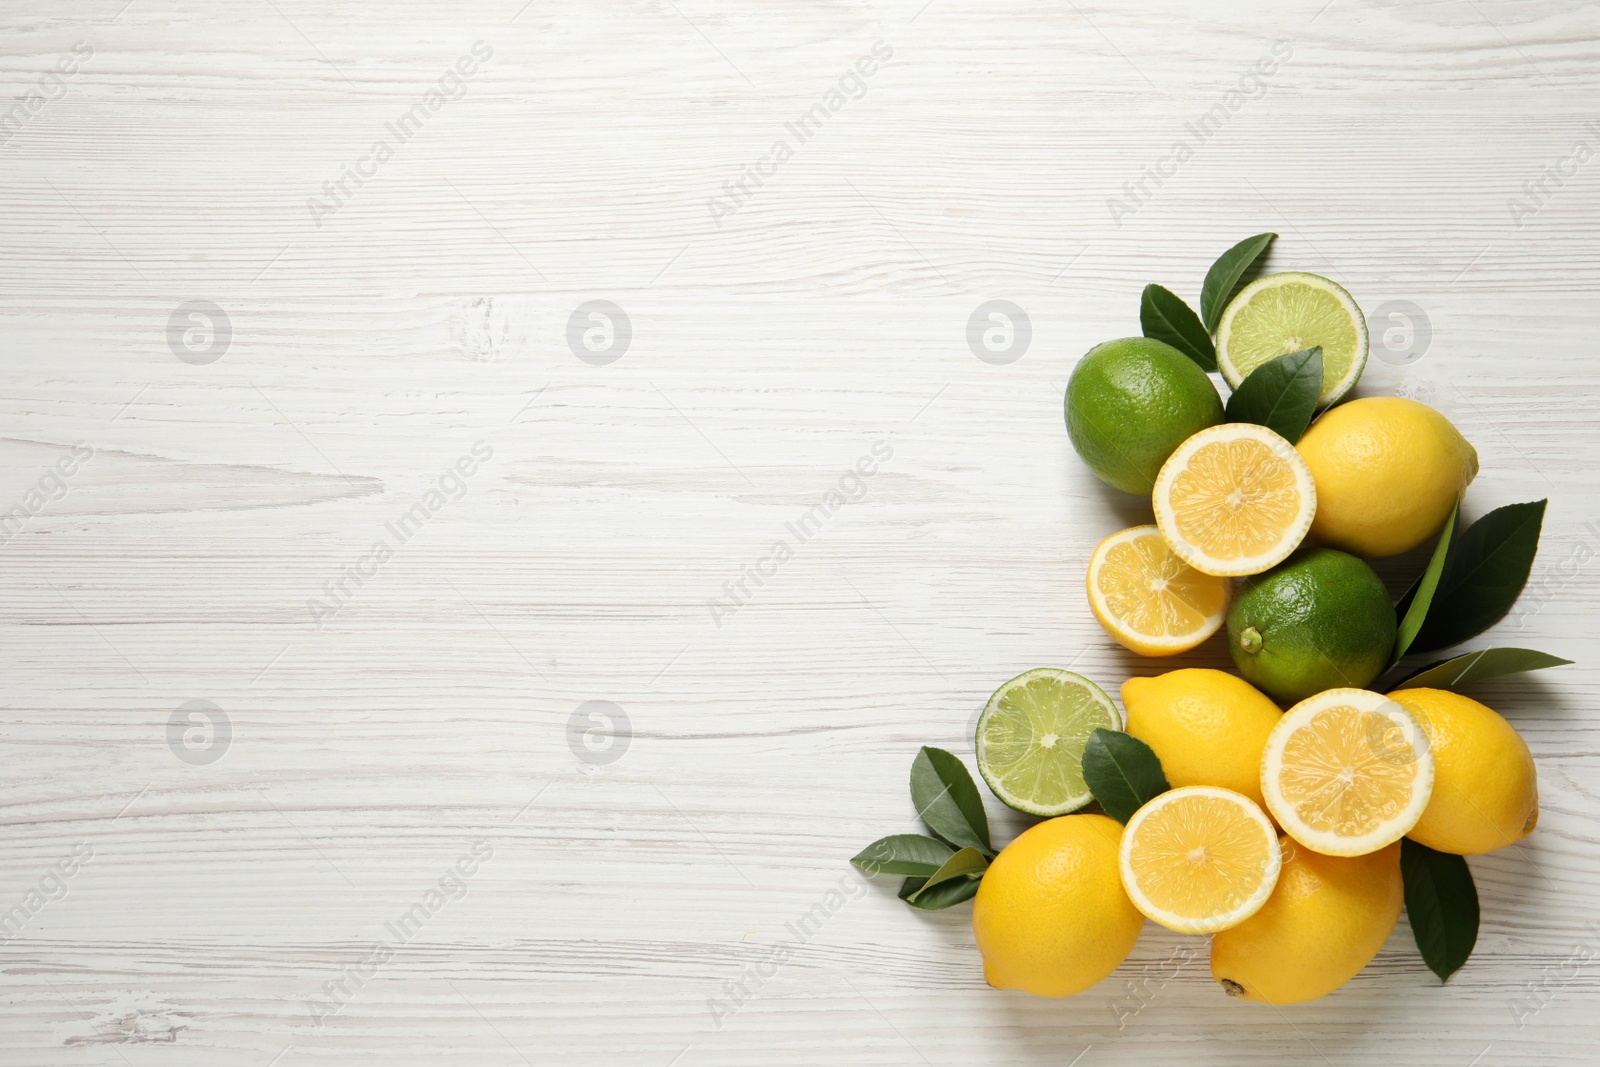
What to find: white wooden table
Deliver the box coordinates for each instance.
[3,2,1598,1063]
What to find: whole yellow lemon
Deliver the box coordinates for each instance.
[1296,397,1478,558]
[1386,687,1538,855]
[1121,669,1282,808]
[1210,839,1402,1004]
[972,814,1144,996]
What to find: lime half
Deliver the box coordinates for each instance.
[1216,272,1368,407]
[975,668,1121,817]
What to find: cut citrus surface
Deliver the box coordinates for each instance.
[976,669,1121,817]
[1152,423,1316,577]
[1086,526,1231,656]
[1261,688,1435,857]
[1118,786,1281,934]
[1217,272,1368,407]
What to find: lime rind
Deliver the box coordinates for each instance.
[1216,272,1369,407]
[975,668,1121,817]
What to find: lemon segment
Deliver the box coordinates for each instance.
[1118,786,1281,934]
[1152,423,1316,577]
[1086,526,1231,656]
[976,669,1121,817]
[1261,688,1435,857]
[1217,272,1368,406]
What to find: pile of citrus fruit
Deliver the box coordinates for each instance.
[854,234,1567,1006]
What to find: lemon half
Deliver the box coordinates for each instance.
[1118,785,1282,934]
[1261,688,1435,857]
[1086,526,1231,656]
[1153,423,1316,578]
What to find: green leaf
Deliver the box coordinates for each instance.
[1081,729,1170,824]
[851,834,955,877]
[1201,232,1276,331]
[1409,501,1547,655]
[1222,347,1322,443]
[899,871,981,910]
[1394,501,1459,663]
[907,847,989,903]
[1401,838,1479,982]
[1394,647,1573,691]
[910,746,992,855]
[1140,284,1216,371]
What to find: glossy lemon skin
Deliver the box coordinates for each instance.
[1296,397,1478,558]
[1121,670,1282,808]
[972,814,1144,997]
[1210,839,1402,1004]
[1387,687,1538,855]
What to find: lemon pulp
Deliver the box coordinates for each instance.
[1279,707,1420,836]
[1262,689,1435,857]
[1130,796,1273,916]
[1120,786,1280,934]
[1170,437,1303,559]
[1088,527,1229,654]
[1153,424,1316,578]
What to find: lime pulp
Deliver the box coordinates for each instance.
[1217,272,1368,406]
[975,668,1122,817]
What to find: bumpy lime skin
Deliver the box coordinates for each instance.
[1065,338,1224,495]
[1226,549,1397,704]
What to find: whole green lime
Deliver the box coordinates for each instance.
[1226,548,1396,704]
[1065,338,1223,494]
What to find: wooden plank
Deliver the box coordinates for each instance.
[2,1,1598,1063]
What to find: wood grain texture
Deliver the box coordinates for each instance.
[3,0,1599,1063]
